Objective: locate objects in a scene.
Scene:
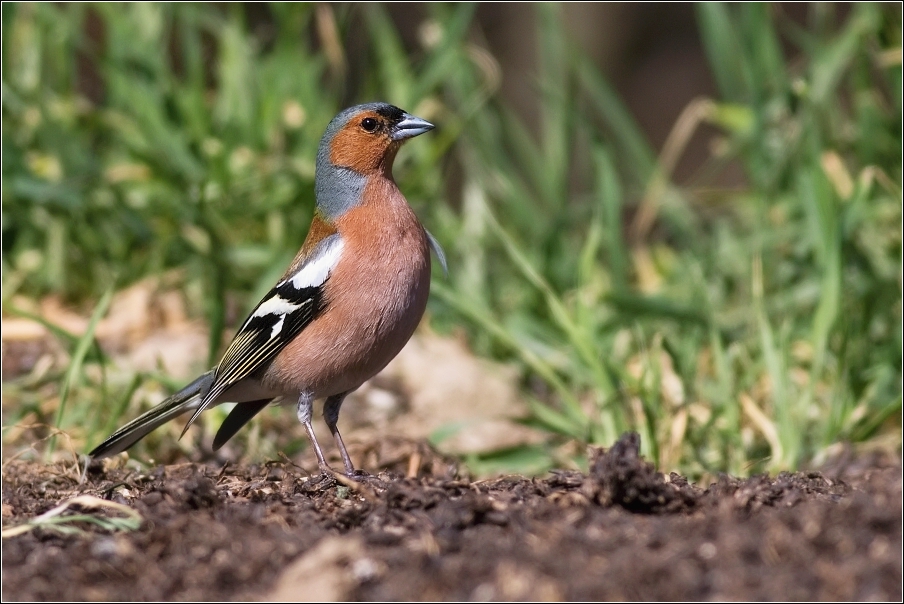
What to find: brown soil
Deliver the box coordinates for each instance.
[2,433,901,601]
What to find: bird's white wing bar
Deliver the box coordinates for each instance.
[252,296,302,320]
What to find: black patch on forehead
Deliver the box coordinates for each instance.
[375,104,405,122]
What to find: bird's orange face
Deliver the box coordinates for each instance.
[328,110,401,175]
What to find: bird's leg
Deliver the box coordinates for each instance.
[323,392,355,476]
[297,390,332,473]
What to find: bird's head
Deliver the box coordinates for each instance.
[315,103,434,219]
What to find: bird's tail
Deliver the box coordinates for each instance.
[88,370,215,459]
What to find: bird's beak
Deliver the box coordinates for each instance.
[392,113,435,141]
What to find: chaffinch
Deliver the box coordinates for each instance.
[89,102,444,476]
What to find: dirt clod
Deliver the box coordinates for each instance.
[586,432,699,513]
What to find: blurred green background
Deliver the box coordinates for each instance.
[2,3,901,477]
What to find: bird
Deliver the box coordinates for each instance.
[88,102,445,476]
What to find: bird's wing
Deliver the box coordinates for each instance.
[181,234,345,433]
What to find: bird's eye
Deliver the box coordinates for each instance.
[361,118,379,132]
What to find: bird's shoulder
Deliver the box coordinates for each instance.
[279,212,341,281]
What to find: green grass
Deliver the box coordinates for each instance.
[2,3,900,477]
